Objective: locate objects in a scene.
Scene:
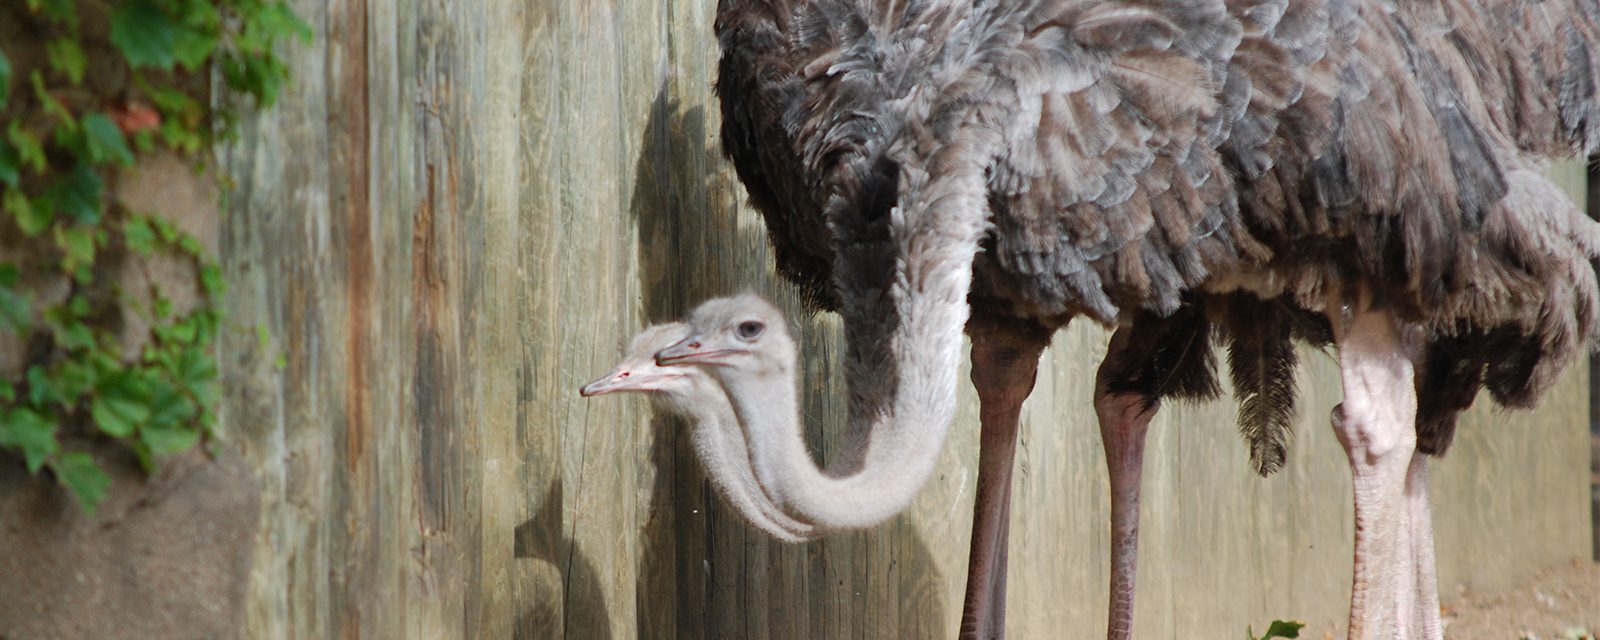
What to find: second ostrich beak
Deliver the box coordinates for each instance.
[579,364,672,396]
[655,336,744,366]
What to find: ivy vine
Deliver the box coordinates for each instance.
[0,0,308,512]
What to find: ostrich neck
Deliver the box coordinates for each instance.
[676,394,818,542]
[722,125,993,530]
[719,369,880,526]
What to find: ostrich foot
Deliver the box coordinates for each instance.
[1330,303,1422,640]
[1095,388,1156,640]
[958,320,1049,640]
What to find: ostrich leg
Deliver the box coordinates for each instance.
[958,319,1050,640]
[1407,452,1444,639]
[1328,299,1422,640]
[1095,327,1159,640]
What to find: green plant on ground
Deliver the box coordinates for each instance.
[1249,619,1305,640]
[0,0,308,512]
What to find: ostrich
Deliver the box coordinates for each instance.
[579,323,818,543]
[707,0,1600,638]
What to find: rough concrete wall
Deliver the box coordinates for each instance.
[217,0,1594,637]
[0,442,259,640]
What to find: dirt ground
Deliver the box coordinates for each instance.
[1440,559,1599,640]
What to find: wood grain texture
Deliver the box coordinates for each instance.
[218,0,1593,637]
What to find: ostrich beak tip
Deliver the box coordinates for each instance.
[580,370,630,397]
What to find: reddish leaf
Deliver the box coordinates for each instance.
[108,101,161,135]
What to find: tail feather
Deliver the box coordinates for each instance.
[1218,294,1299,475]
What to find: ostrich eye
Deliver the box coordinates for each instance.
[736,321,765,340]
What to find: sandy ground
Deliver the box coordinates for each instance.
[1440,559,1599,640]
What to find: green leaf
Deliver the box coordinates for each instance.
[145,380,196,429]
[130,128,155,153]
[171,27,220,71]
[82,114,135,166]
[0,48,11,107]
[177,344,218,383]
[53,453,111,513]
[1,408,58,473]
[27,0,75,26]
[245,2,313,47]
[153,296,173,320]
[1258,620,1305,640]
[91,374,152,437]
[25,365,60,406]
[223,53,290,106]
[6,188,50,235]
[201,264,225,296]
[45,38,87,85]
[177,345,220,405]
[158,117,203,153]
[0,283,28,332]
[0,141,17,187]
[53,317,95,351]
[124,216,157,254]
[68,294,89,317]
[152,216,180,242]
[140,423,199,457]
[48,164,103,224]
[161,317,196,344]
[8,122,46,173]
[30,71,73,124]
[130,440,155,472]
[148,85,200,122]
[111,0,180,70]
[55,225,97,274]
[53,357,97,400]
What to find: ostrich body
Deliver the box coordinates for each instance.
[711,0,1600,638]
[580,323,818,543]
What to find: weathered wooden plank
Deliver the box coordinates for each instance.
[516,0,566,638]
[474,0,526,637]
[363,0,417,636]
[221,0,1594,635]
[549,2,646,639]
[221,0,340,636]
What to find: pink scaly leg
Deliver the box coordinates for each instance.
[1095,387,1156,640]
[958,320,1050,640]
[1328,299,1422,640]
[1094,326,1159,640]
[1408,452,1443,639]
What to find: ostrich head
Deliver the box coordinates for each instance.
[654,295,795,378]
[579,323,720,414]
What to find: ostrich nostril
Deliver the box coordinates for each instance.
[689,341,701,349]
[621,372,629,378]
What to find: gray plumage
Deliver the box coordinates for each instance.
[714,1,1600,636]
[715,0,1600,470]
[1215,0,1600,461]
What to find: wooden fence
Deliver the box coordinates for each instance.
[216,0,1594,637]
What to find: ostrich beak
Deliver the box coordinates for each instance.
[655,335,743,366]
[579,366,657,397]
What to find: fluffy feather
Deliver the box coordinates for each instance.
[1213,293,1299,474]
[715,0,1600,477]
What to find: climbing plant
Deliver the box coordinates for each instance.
[0,0,308,512]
